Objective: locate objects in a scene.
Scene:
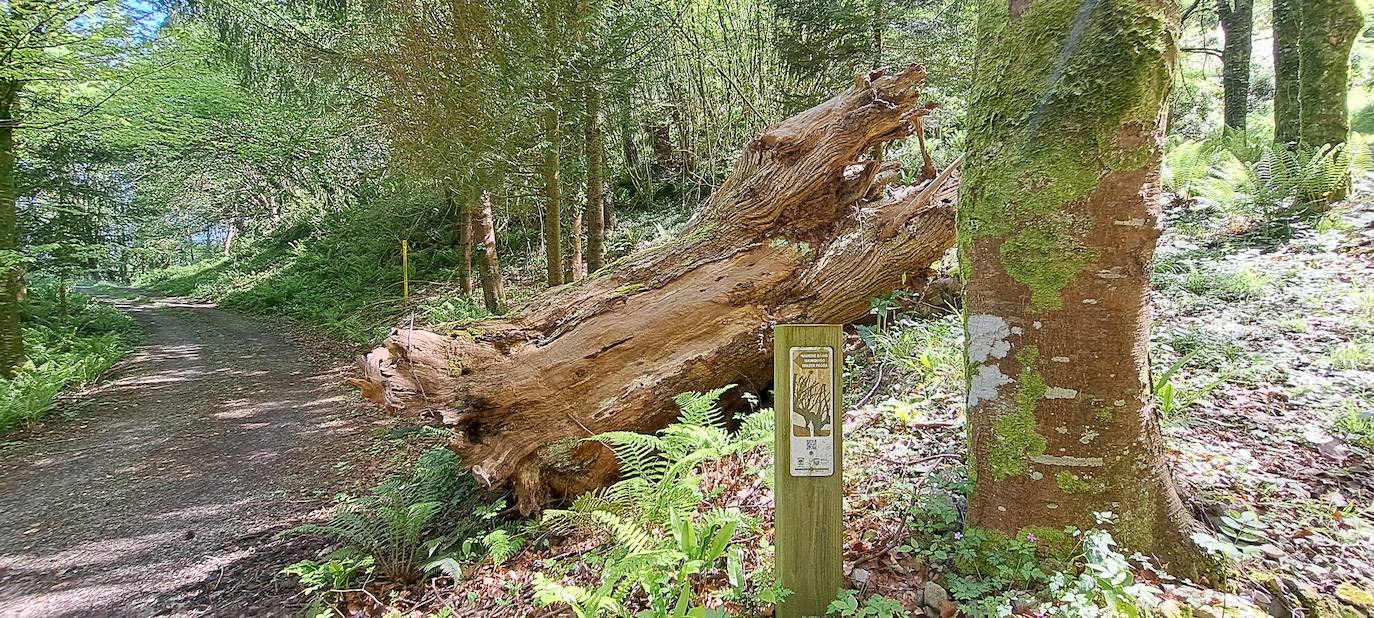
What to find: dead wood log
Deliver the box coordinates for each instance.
[352,66,959,514]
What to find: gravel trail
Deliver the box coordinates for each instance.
[0,293,369,617]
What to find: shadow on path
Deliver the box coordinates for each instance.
[0,292,372,617]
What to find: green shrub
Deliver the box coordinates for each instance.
[0,285,136,435]
[1352,103,1374,134]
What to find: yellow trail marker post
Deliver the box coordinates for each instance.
[401,240,410,302]
[773,324,844,618]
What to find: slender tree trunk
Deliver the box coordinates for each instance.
[1218,0,1253,130]
[222,220,236,256]
[450,187,474,295]
[543,87,564,287]
[87,198,101,277]
[1273,0,1302,144]
[475,191,505,313]
[57,274,67,324]
[1298,0,1362,149]
[616,86,635,230]
[0,80,22,378]
[542,2,565,288]
[870,0,884,69]
[569,207,585,282]
[585,79,606,273]
[961,0,1205,577]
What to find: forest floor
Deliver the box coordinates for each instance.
[0,290,393,617]
[356,183,1374,617]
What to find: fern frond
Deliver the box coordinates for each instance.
[586,511,663,554]
[482,529,525,565]
[671,385,734,429]
[735,409,774,448]
[587,432,668,481]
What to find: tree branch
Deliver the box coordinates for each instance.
[1180,47,1224,58]
[7,59,179,131]
[1181,0,1208,23]
[1,0,110,65]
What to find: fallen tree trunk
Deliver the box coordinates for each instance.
[354,66,959,514]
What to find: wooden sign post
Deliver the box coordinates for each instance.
[774,324,844,618]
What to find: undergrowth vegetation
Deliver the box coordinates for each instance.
[281,445,514,612]
[0,285,136,436]
[533,388,777,618]
[133,191,695,345]
[134,202,487,343]
[1163,130,1369,223]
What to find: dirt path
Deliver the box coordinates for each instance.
[0,293,374,617]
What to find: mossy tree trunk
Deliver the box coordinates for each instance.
[1297,0,1362,149]
[355,67,958,513]
[0,79,22,378]
[1218,0,1253,130]
[959,0,1206,576]
[1273,0,1302,144]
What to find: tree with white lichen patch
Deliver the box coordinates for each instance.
[958,0,1209,578]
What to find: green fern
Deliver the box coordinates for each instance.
[282,447,478,581]
[736,409,775,446]
[538,386,764,617]
[1208,126,1267,164]
[481,529,526,565]
[1167,132,1356,217]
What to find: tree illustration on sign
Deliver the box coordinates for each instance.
[792,371,833,437]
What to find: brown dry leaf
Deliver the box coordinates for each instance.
[940,599,959,618]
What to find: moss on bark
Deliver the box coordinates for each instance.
[961,0,1209,580]
[990,347,1049,479]
[959,0,1172,311]
[1273,0,1302,144]
[1297,0,1361,149]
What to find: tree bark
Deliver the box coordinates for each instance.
[542,86,564,287]
[542,2,565,288]
[1297,0,1362,149]
[475,191,505,313]
[0,80,23,378]
[355,67,957,514]
[1273,0,1302,145]
[451,187,474,295]
[586,79,606,273]
[569,207,585,282]
[961,0,1206,577]
[1217,0,1253,130]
